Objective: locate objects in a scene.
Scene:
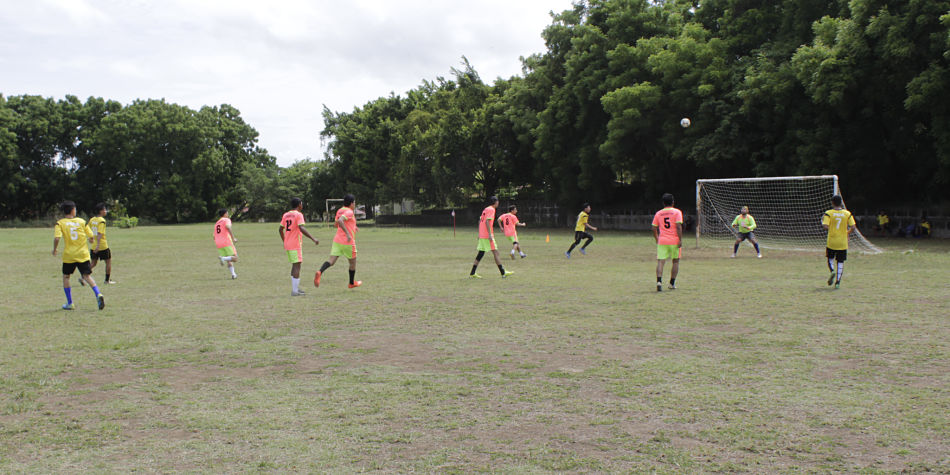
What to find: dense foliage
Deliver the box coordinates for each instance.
[322,0,950,211]
[2,0,948,222]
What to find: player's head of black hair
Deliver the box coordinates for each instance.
[60,200,76,215]
[94,202,107,214]
[831,195,843,207]
[581,202,590,210]
[218,208,228,217]
[508,205,517,212]
[488,196,499,205]
[290,197,302,209]
[343,194,355,207]
[662,193,674,206]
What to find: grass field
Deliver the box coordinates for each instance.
[1,223,948,473]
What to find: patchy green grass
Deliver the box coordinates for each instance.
[0,224,947,472]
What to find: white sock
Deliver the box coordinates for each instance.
[292,277,300,292]
[828,258,835,272]
[836,262,844,282]
[221,256,233,262]
[230,267,237,277]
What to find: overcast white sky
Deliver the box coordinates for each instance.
[0,0,572,166]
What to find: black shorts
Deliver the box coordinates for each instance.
[63,260,92,276]
[91,248,112,260]
[826,248,847,262]
[738,232,755,241]
[574,231,593,242]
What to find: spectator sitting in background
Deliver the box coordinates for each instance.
[919,216,931,237]
[874,210,890,236]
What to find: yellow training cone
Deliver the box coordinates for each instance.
[545,234,550,243]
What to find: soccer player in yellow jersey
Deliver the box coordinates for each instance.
[822,195,855,289]
[565,203,597,258]
[731,206,762,258]
[88,203,116,284]
[52,201,104,310]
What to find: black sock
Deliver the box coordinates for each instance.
[670,278,676,285]
[320,261,331,273]
[349,270,355,285]
[733,243,740,253]
[657,277,662,283]
[471,265,478,275]
[105,273,110,282]
[498,265,505,275]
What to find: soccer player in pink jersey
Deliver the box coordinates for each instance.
[314,193,362,289]
[651,193,683,291]
[496,205,527,259]
[469,196,513,278]
[278,197,320,296]
[213,208,238,279]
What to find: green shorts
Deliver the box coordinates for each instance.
[330,241,357,259]
[507,235,518,244]
[217,245,236,257]
[657,244,681,260]
[477,237,497,252]
[286,249,302,263]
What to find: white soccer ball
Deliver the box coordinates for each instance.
[680,117,691,128]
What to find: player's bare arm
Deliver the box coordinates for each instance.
[52,237,60,256]
[299,225,319,245]
[676,222,683,247]
[227,223,236,243]
[652,226,659,243]
[587,222,598,231]
[337,216,353,242]
[278,226,285,241]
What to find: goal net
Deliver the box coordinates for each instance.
[696,175,882,253]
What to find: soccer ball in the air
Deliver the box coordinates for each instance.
[680,117,691,128]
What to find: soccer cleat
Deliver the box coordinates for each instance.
[520,253,526,258]
[313,270,322,287]
[757,253,762,258]
[219,256,225,266]
[348,281,362,289]
[231,274,237,280]
[502,270,514,278]
[97,294,105,310]
[291,290,306,296]
[510,250,516,260]
[105,280,117,284]
[62,303,74,310]
[834,281,840,289]
[827,272,836,286]
[731,254,736,258]
[579,248,586,255]
[656,282,662,292]
[469,273,482,279]
[565,252,571,259]
[668,283,677,290]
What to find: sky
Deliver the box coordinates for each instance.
[0,0,573,166]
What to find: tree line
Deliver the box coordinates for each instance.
[3,0,948,223]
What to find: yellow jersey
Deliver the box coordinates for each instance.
[822,208,855,250]
[88,216,109,250]
[574,211,589,232]
[54,217,92,263]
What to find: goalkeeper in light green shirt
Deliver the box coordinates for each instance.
[731,206,762,258]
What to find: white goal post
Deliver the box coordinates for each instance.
[696,175,882,253]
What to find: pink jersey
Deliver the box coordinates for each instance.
[652,207,683,245]
[280,210,305,250]
[333,207,357,244]
[213,217,233,248]
[498,212,519,237]
[479,206,496,239]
